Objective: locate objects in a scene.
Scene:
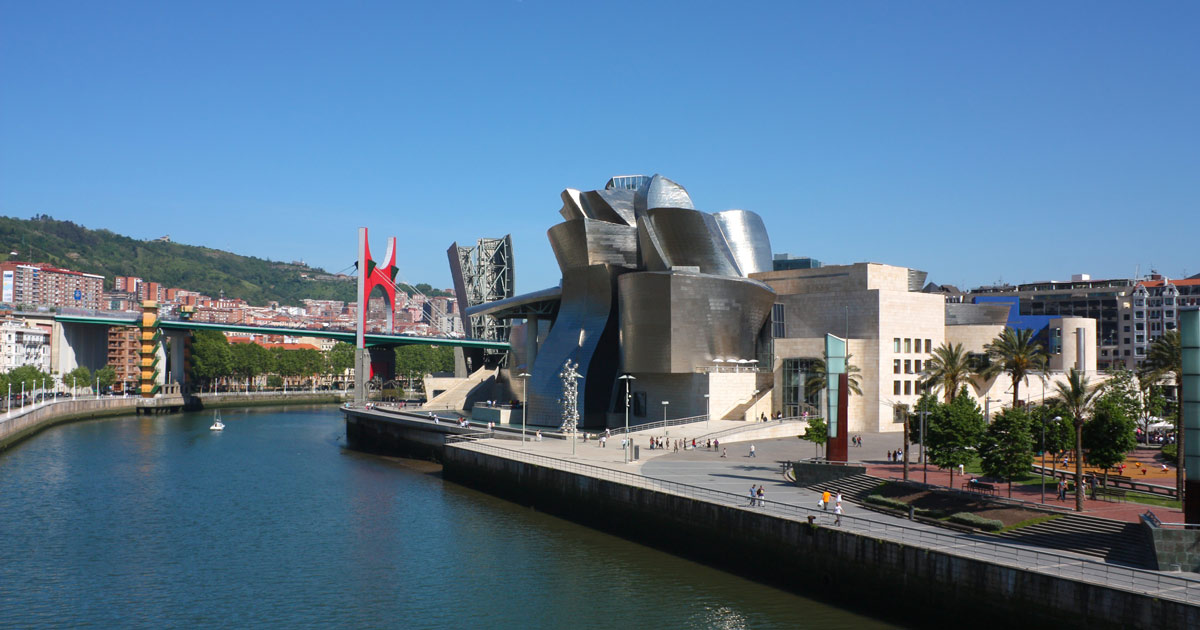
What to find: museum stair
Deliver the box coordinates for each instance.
[989,514,1155,568]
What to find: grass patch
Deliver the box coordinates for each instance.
[999,514,1062,533]
[947,512,1004,531]
[1121,492,1182,509]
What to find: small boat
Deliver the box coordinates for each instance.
[209,411,225,432]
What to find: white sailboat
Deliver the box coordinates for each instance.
[209,411,225,431]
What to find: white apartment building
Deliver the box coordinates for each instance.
[0,319,51,372]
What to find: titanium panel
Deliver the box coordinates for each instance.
[618,271,775,374]
[559,189,586,221]
[645,174,695,210]
[712,210,772,276]
[548,219,638,271]
[527,264,627,429]
[643,208,741,276]
[583,189,637,226]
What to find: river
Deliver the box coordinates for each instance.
[0,406,901,629]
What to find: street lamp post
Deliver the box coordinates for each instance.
[917,410,931,484]
[751,389,760,422]
[1047,416,1063,503]
[518,372,531,445]
[703,393,710,429]
[618,374,636,463]
[661,400,669,426]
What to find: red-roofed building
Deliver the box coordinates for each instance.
[1120,275,1200,367]
[0,262,103,309]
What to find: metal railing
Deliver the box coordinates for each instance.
[447,439,1200,604]
[694,415,813,441]
[607,414,709,436]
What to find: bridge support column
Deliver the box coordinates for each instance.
[355,348,369,404]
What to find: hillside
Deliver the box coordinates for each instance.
[0,215,449,306]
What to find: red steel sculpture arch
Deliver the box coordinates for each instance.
[356,227,398,397]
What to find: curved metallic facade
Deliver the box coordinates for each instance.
[713,210,773,276]
[462,173,776,428]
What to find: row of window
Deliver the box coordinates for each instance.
[893,359,923,374]
[892,380,924,396]
[892,337,933,354]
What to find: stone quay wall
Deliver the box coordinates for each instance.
[0,397,138,450]
[443,444,1199,630]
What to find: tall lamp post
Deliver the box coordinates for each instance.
[618,374,636,463]
[751,389,760,422]
[917,410,931,484]
[1045,416,1062,504]
[703,393,710,429]
[661,400,669,426]
[518,372,531,445]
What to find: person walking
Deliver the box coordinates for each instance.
[749,444,756,458]
[748,486,757,507]
[721,447,727,458]
[835,491,842,506]
[834,502,843,526]
[821,490,831,511]
[757,485,766,507]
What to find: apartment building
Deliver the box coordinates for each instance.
[0,262,104,310]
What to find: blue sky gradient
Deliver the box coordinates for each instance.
[2,2,1197,292]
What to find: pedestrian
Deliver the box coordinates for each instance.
[749,443,756,457]
[757,485,766,507]
[721,447,727,458]
[835,491,842,506]
[601,435,606,448]
[834,502,843,526]
[821,490,831,511]
[748,486,757,507]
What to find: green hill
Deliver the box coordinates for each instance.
[0,215,447,306]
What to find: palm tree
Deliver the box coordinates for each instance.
[922,342,974,404]
[1143,330,1183,499]
[1051,368,1101,512]
[982,328,1047,407]
[804,354,863,400]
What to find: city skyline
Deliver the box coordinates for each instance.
[2,3,1197,293]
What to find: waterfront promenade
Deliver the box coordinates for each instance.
[346,404,1200,609]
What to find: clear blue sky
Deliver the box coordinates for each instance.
[2,2,1197,293]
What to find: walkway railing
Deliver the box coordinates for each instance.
[608,414,709,436]
[447,439,1200,605]
[695,415,813,441]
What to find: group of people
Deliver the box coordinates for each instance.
[851,435,863,447]
[817,490,844,525]
[646,436,724,452]
[747,485,768,507]
[885,448,904,462]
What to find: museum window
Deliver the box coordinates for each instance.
[904,360,912,374]
[894,338,901,353]
[904,338,911,353]
[914,359,922,372]
[771,303,785,338]
[781,358,821,417]
[904,381,912,395]
[893,359,901,374]
[894,381,901,395]
[925,339,932,353]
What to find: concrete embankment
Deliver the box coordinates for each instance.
[193,392,348,410]
[0,398,138,451]
[442,444,1199,630]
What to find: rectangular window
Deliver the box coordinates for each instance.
[904,381,912,395]
[1136,335,1145,343]
[904,338,912,353]
[1136,347,1145,356]
[1166,297,1175,305]
[925,339,932,353]
[1136,311,1145,319]
[771,303,785,338]
[904,360,912,374]
[1136,299,1144,307]
[1135,322,1144,331]
[914,359,922,372]
[894,338,901,353]
[894,360,901,374]
[894,381,901,395]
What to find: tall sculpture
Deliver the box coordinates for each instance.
[355,227,398,403]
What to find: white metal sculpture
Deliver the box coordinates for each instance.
[558,359,581,436]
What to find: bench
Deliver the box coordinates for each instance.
[962,480,998,496]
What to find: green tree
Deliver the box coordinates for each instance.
[978,407,1035,497]
[394,345,453,387]
[230,342,273,389]
[798,415,828,458]
[325,342,356,382]
[1031,403,1075,462]
[925,388,986,489]
[63,366,92,389]
[1050,368,1101,512]
[921,342,975,404]
[190,330,233,391]
[981,328,1047,407]
[94,365,117,391]
[266,375,283,389]
[1142,330,1183,499]
[8,365,50,395]
[1099,368,1143,427]
[1082,396,1138,490]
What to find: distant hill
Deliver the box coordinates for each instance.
[0,215,450,306]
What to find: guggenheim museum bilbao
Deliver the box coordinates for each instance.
[457,174,1097,434]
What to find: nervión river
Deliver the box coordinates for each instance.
[0,406,902,629]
